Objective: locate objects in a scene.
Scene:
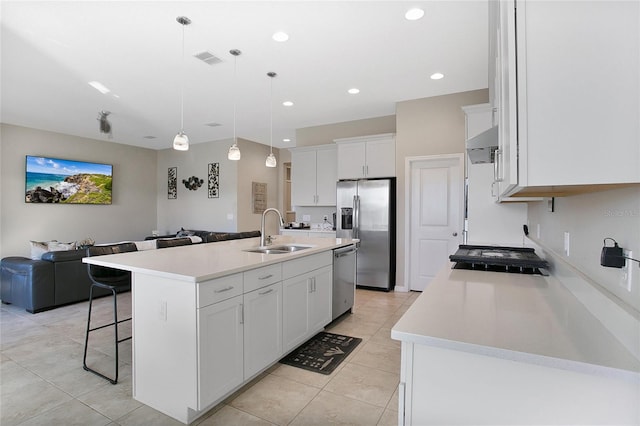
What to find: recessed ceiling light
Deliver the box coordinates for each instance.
[405,8,425,21]
[272,31,289,42]
[348,88,360,95]
[430,72,444,80]
[282,101,294,107]
[283,138,291,142]
[88,81,110,94]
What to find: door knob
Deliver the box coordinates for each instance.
[452,232,458,237]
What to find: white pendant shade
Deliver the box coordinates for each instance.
[228,143,241,160]
[265,153,277,167]
[173,132,189,151]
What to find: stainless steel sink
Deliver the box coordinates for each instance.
[244,244,314,254]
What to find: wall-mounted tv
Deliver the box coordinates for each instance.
[25,156,113,204]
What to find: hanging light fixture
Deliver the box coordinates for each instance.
[265,71,277,168]
[227,49,242,160]
[173,16,191,151]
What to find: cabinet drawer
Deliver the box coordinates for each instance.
[244,264,282,293]
[283,252,332,280]
[198,273,243,308]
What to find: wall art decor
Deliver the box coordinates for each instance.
[25,155,112,204]
[168,167,177,199]
[183,176,203,191]
[252,181,267,214]
[208,162,220,198]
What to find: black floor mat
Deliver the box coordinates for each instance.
[279,332,362,375]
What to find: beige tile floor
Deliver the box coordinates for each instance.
[1,288,419,426]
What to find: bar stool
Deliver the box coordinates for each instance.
[82,243,137,384]
[156,237,192,248]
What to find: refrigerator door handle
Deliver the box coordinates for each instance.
[353,195,360,240]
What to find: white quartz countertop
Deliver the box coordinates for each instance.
[83,236,354,283]
[391,265,640,378]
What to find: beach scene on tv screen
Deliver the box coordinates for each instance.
[25,156,112,204]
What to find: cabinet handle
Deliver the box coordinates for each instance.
[362,165,365,176]
[239,303,244,324]
[491,181,498,198]
[398,382,406,426]
[308,278,313,293]
[258,274,273,280]
[366,165,369,176]
[214,286,234,293]
[259,288,274,296]
[493,149,504,182]
[313,277,317,292]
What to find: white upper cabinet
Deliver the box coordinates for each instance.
[335,134,395,179]
[492,0,640,197]
[290,145,337,206]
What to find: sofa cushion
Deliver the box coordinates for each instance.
[29,240,77,260]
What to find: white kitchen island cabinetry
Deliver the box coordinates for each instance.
[243,282,283,379]
[392,265,640,425]
[282,252,332,352]
[85,236,355,424]
[335,133,395,179]
[492,0,640,198]
[290,145,337,206]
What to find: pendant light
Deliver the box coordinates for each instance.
[173,16,191,151]
[227,49,242,160]
[265,71,277,168]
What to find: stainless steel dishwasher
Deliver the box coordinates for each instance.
[333,245,357,320]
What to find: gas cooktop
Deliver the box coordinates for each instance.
[449,245,549,275]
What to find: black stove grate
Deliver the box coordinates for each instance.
[449,245,548,274]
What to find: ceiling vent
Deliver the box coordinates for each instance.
[194,51,222,66]
[205,122,221,127]
[143,135,157,139]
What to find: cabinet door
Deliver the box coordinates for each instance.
[197,295,243,410]
[315,147,337,206]
[365,138,395,178]
[337,142,366,180]
[282,273,311,352]
[243,282,283,379]
[497,0,518,195]
[291,150,317,206]
[308,265,332,334]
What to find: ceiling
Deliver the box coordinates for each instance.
[1,1,488,150]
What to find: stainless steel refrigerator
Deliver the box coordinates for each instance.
[336,178,395,291]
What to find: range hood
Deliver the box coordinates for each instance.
[466,126,498,164]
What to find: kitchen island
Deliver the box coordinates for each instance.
[392,264,640,425]
[84,236,355,424]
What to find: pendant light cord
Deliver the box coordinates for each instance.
[180,21,185,132]
[269,75,273,154]
[233,54,237,145]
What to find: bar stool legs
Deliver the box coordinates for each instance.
[82,283,131,384]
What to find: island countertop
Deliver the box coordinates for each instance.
[83,236,355,283]
[391,264,640,379]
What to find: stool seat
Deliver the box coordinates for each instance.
[82,243,137,384]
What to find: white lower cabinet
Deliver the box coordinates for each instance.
[197,295,244,410]
[283,264,332,353]
[243,282,283,379]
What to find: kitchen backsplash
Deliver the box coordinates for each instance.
[527,186,640,313]
[291,206,337,226]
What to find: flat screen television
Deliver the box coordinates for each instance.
[25,155,113,204]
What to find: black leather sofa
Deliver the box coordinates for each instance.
[1,243,136,314]
[1,231,261,313]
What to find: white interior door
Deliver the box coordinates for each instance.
[409,155,463,291]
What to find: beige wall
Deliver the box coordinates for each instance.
[0,124,157,257]
[237,139,281,236]
[395,89,489,289]
[296,115,396,147]
[156,138,239,235]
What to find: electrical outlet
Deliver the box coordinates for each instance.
[302,215,311,222]
[323,215,328,221]
[621,250,633,292]
[564,232,570,256]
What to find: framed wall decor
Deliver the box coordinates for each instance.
[25,155,112,204]
[252,181,267,214]
[208,163,219,198]
[168,167,177,199]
